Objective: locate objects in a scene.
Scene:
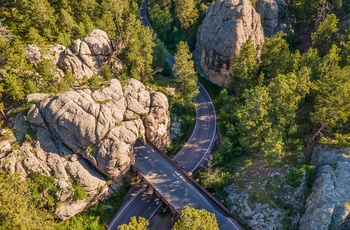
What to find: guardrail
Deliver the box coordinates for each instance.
[148,142,230,216]
[148,141,252,229]
[131,164,180,217]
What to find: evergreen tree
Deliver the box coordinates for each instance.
[260,32,291,80]
[148,0,173,42]
[23,0,58,42]
[310,45,350,145]
[311,13,339,57]
[173,41,199,106]
[172,206,219,230]
[174,0,199,37]
[118,216,148,230]
[230,39,259,97]
[0,173,56,230]
[235,86,272,153]
[152,40,167,70]
[4,38,34,100]
[123,14,155,83]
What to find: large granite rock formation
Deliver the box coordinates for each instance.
[26,29,123,83]
[194,0,264,87]
[0,78,170,220]
[256,0,279,36]
[300,147,350,230]
[256,0,292,37]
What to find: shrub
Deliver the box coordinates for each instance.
[73,182,88,200]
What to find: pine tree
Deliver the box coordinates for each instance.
[118,216,148,230]
[173,41,199,106]
[230,39,259,97]
[311,13,339,57]
[174,0,199,37]
[123,14,155,83]
[235,86,272,153]
[172,206,219,230]
[260,32,292,80]
[310,45,350,146]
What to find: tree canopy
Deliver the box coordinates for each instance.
[173,41,199,106]
[172,206,219,230]
[118,216,148,230]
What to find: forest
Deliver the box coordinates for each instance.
[0,0,350,229]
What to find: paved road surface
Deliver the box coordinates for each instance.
[107,0,238,229]
[134,142,243,230]
[108,186,161,229]
[173,83,216,173]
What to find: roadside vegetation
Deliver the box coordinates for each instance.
[149,0,350,228]
[0,0,200,228]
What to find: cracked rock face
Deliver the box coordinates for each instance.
[0,78,170,220]
[28,78,170,179]
[194,0,264,87]
[26,29,123,83]
[300,148,350,230]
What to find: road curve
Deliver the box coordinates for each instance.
[141,0,217,173]
[108,0,234,229]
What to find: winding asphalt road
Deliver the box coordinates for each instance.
[107,0,242,229]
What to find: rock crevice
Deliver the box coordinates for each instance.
[1,78,170,220]
[300,147,350,230]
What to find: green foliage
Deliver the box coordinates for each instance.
[172,206,219,230]
[148,0,174,42]
[152,40,168,70]
[235,86,272,153]
[311,14,339,57]
[118,216,148,230]
[286,165,315,188]
[28,172,58,211]
[61,182,131,229]
[174,0,199,34]
[288,0,323,24]
[72,182,88,200]
[260,32,291,80]
[230,39,260,97]
[0,172,56,229]
[311,45,350,130]
[173,41,199,107]
[122,14,155,83]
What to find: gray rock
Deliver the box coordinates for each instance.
[194,0,265,87]
[256,0,278,36]
[26,29,124,83]
[300,147,350,230]
[144,92,171,151]
[26,93,50,103]
[1,77,171,220]
[27,78,170,179]
[10,112,28,142]
[256,0,291,36]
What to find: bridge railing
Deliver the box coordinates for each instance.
[148,142,230,215]
[131,164,180,217]
[148,141,252,229]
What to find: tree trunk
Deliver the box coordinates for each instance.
[305,125,325,163]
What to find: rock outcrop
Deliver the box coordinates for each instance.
[256,0,279,36]
[26,29,123,83]
[300,147,350,230]
[256,0,292,37]
[194,0,264,87]
[0,78,171,219]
